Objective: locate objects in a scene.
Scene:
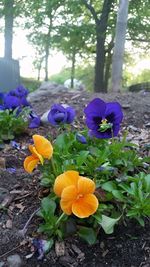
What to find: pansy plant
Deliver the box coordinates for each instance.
[23,98,150,248]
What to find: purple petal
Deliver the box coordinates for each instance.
[29,116,41,128]
[105,102,123,124]
[4,95,20,109]
[76,133,87,144]
[90,129,113,139]
[85,118,100,130]
[53,112,65,122]
[84,98,106,119]
[66,107,76,123]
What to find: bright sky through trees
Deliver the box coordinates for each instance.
[0,23,149,79]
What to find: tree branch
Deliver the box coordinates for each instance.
[82,0,99,23]
[126,38,150,43]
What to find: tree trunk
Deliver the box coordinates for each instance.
[37,64,41,81]
[94,0,114,93]
[4,0,14,59]
[104,51,112,91]
[94,25,105,92]
[70,49,76,89]
[44,17,52,82]
[104,38,114,91]
[111,0,129,92]
[44,46,49,81]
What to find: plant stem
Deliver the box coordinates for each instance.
[50,157,57,177]
[56,212,66,226]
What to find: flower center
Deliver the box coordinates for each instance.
[99,118,113,132]
[76,194,83,200]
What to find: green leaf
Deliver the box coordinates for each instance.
[78,226,97,245]
[144,174,150,192]
[98,215,121,234]
[40,178,51,187]
[41,197,56,216]
[112,190,125,201]
[101,181,117,192]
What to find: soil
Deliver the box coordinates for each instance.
[0,90,150,267]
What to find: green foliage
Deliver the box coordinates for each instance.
[20,77,41,92]
[50,68,71,85]
[50,64,95,91]
[36,128,150,244]
[0,108,29,143]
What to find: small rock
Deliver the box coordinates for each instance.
[40,110,49,124]
[0,261,5,267]
[144,114,149,120]
[7,254,22,267]
[59,255,76,267]
[122,104,130,109]
[6,219,13,229]
[128,125,140,132]
[55,241,65,257]
[145,122,150,128]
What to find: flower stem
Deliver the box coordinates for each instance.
[50,157,57,177]
[56,212,66,226]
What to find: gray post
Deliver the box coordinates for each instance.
[0,58,20,92]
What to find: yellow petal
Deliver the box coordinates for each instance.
[77,177,95,195]
[53,171,79,197]
[72,194,98,218]
[60,185,77,215]
[33,135,53,159]
[29,145,44,164]
[23,155,39,173]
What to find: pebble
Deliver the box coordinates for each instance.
[145,123,150,128]
[40,110,49,124]
[7,254,22,267]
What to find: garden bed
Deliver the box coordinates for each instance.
[0,90,150,267]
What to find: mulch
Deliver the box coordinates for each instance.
[0,90,150,267]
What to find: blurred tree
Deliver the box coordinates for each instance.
[24,0,64,81]
[55,23,94,88]
[82,0,115,92]
[111,0,129,92]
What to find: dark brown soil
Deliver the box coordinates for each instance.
[0,90,150,267]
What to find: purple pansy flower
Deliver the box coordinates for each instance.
[3,95,21,109]
[48,104,75,126]
[8,85,29,97]
[0,85,30,110]
[29,111,41,128]
[84,98,123,139]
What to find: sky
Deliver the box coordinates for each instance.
[0,28,68,78]
[0,27,149,79]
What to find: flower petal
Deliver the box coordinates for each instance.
[33,135,53,159]
[29,145,44,164]
[72,194,98,218]
[24,155,39,173]
[77,177,96,195]
[105,102,123,125]
[84,98,106,119]
[60,185,78,215]
[54,171,79,197]
[66,106,76,123]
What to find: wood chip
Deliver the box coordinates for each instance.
[6,219,13,229]
[55,241,65,257]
